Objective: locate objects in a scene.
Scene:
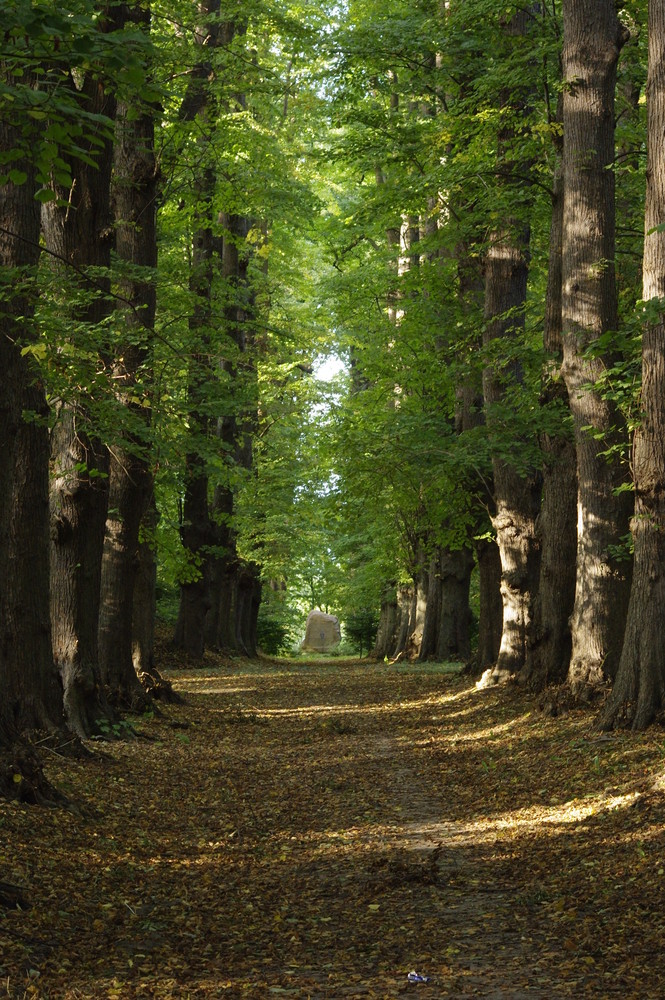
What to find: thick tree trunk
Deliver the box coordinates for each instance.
[372,586,398,659]
[561,2,632,697]
[206,559,238,651]
[99,445,152,709]
[520,126,577,692]
[0,109,64,740]
[419,547,473,662]
[405,557,428,658]
[419,554,441,660]
[474,538,503,672]
[50,410,111,737]
[40,49,118,735]
[600,2,665,730]
[436,547,474,662]
[392,585,414,658]
[236,565,261,657]
[478,8,541,687]
[480,225,541,686]
[174,5,242,658]
[99,28,157,707]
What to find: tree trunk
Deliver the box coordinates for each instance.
[50,410,111,737]
[372,586,398,659]
[173,164,216,658]
[419,547,473,662]
[205,210,252,652]
[132,497,158,676]
[236,565,261,657]
[520,115,577,692]
[599,1,665,730]
[0,98,64,741]
[419,554,441,660]
[436,547,474,662]
[392,585,414,658]
[480,224,542,686]
[39,41,119,735]
[561,1,632,697]
[474,538,503,672]
[174,3,236,658]
[478,8,541,687]
[99,9,157,708]
[405,556,428,659]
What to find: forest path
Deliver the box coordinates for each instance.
[2,656,665,998]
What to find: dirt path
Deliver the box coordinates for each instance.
[2,658,665,998]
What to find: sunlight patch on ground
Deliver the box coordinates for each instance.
[435,713,533,742]
[185,683,260,695]
[389,790,643,850]
[237,692,471,719]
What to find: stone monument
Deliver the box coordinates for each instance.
[301,610,341,652]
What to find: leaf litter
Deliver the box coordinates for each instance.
[2,649,665,998]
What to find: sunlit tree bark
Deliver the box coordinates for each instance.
[560,0,632,697]
[600,0,665,730]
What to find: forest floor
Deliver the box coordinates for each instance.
[2,648,665,999]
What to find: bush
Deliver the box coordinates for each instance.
[256,606,299,656]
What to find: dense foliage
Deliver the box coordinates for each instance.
[3,0,665,737]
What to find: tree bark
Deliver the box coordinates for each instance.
[561,1,633,697]
[99,3,157,708]
[0,89,64,740]
[520,112,577,692]
[480,223,542,686]
[372,585,398,659]
[436,547,474,662]
[205,209,256,653]
[40,21,121,735]
[132,496,158,676]
[419,553,441,660]
[392,585,414,658]
[599,1,665,730]
[173,2,237,658]
[405,553,428,659]
[474,538,503,672]
[478,8,541,687]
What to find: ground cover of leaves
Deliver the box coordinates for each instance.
[2,653,665,999]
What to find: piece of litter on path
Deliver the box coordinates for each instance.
[407,970,431,984]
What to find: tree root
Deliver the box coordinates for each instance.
[0,741,66,806]
[138,666,183,704]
